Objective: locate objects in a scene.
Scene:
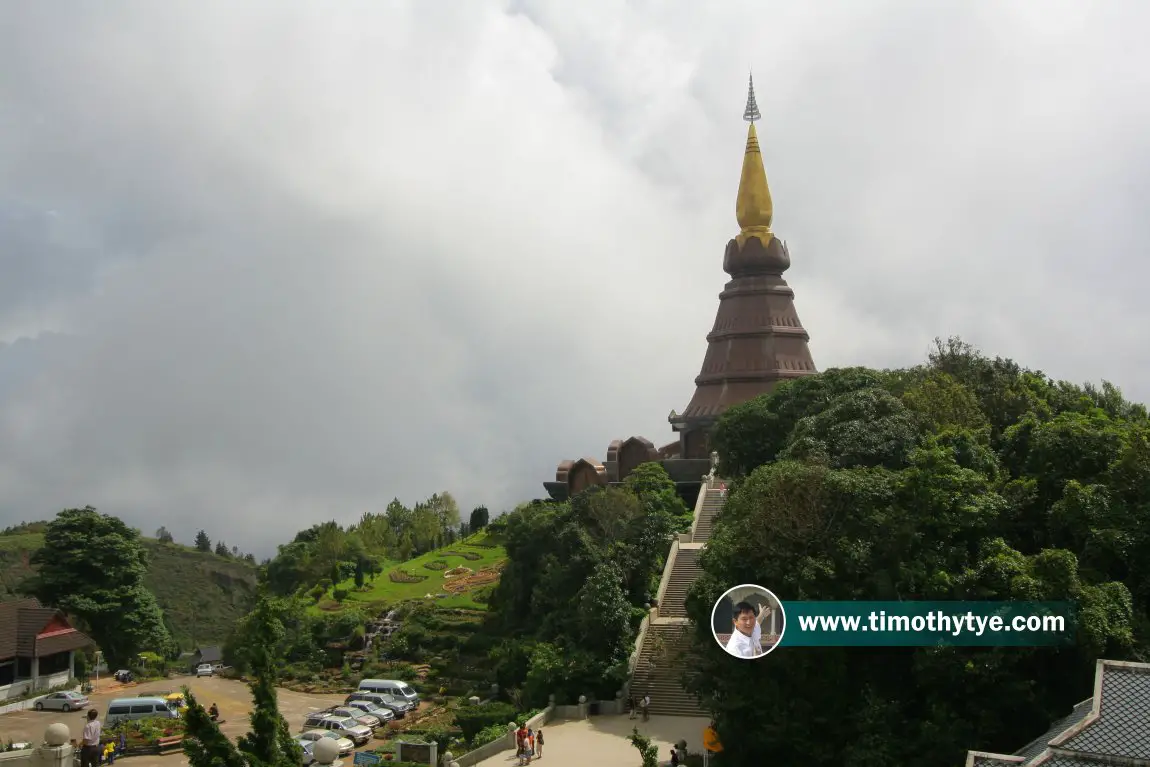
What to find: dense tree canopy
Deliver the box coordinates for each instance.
[22,506,175,668]
[692,338,1145,767]
[486,463,691,705]
[261,490,466,596]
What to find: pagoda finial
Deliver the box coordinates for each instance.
[735,72,772,248]
[743,72,761,123]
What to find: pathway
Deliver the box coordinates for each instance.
[470,714,710,767]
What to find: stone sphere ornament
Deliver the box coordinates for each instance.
[44,723,70,746]
[311,737,339,765]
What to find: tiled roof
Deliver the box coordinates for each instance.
[16,606,57,655]
[194,646,222,663]
[0,598,43,659]
[971,756,1021,766]
[1056,663,1150,760]
[1015,699,1093,761]
[0,598,94,660]
[968,660,1150,767]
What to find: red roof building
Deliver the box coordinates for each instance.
[0,598,95,701]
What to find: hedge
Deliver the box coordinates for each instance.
[453,702,518,743]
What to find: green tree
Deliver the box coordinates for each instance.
[691,348,1148,767]
[215,541,230,558]
[354,559,365,589]
[184,595,304,767]
[469,505,490,531]
[576,561,631,656]
[628,728,659,767]
[155,526,174,544]
[194,530,212,552]
[23,507,174,668]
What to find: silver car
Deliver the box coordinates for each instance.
[33,691,89,712]
[297,730,353,757]
[345,700,395,724]
[328,706,382,729]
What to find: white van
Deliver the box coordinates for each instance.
[358,679,419,705]
[106,697,179,725]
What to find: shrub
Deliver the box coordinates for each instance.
[309,585,326,602]
[389,569,428,584]
[454,702,518,743]
[333,588,349,602]
[443,550,482,561]
[471,723,509,748]
[424,560,449,571]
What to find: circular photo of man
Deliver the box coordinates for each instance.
[711,584,786,659]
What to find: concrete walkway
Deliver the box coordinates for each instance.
[470,714,710,767]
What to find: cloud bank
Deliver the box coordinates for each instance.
[2,0,1147,554]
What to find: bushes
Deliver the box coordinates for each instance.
[443,550,482,561]
[454,702,518,743]
[471,723,509,748]
[389,569,428,583]
[424,560,449,571]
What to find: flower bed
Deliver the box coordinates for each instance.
[389,568,428,584]
[442,550,482,561]
[423,560,449,571]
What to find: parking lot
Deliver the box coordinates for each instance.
[0,676,393,766]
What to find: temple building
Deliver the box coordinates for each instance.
[545,75,817,504]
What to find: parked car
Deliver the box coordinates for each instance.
[345,691,413,719]
[33,691,89,712]
[357,678,419,705]
[297,729,353,756]
[299,714,372,746]
[196,663,214,677]
[112,669,134,683]
[327,706,383,729]
[344,699,395,724]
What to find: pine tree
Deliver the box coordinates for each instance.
[182,595,303,767]
[194,530,212,552]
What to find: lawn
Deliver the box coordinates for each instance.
[308,530,507,615]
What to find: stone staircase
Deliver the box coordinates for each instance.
[658,547,701,619]
[627,480,729,718]
[692,488,726,542]
[629,623,705,717]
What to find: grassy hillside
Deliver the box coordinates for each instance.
[310,529,506,615]
[0,530,258,649]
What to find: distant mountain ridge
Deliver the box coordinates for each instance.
[0,525,258,649]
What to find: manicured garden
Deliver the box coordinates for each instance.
[307,531,506,615]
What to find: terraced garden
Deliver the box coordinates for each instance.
[310,531,506,614]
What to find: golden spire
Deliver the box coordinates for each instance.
[735,72,773,249]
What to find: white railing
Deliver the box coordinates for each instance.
[654,538,680,611]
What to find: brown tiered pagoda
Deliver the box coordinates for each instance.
[545,75,817,502]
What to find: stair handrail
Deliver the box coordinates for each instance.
[654,537,680,609]
[627,609,654,677]
[689,479,711,542]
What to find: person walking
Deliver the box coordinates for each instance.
[628,695,636,719]
[641,694,650,721]
[80,709,102,767]
[536,728,544,758]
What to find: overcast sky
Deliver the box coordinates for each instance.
[1,1,1147,556]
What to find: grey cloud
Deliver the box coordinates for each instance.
[1,0,1148,555]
